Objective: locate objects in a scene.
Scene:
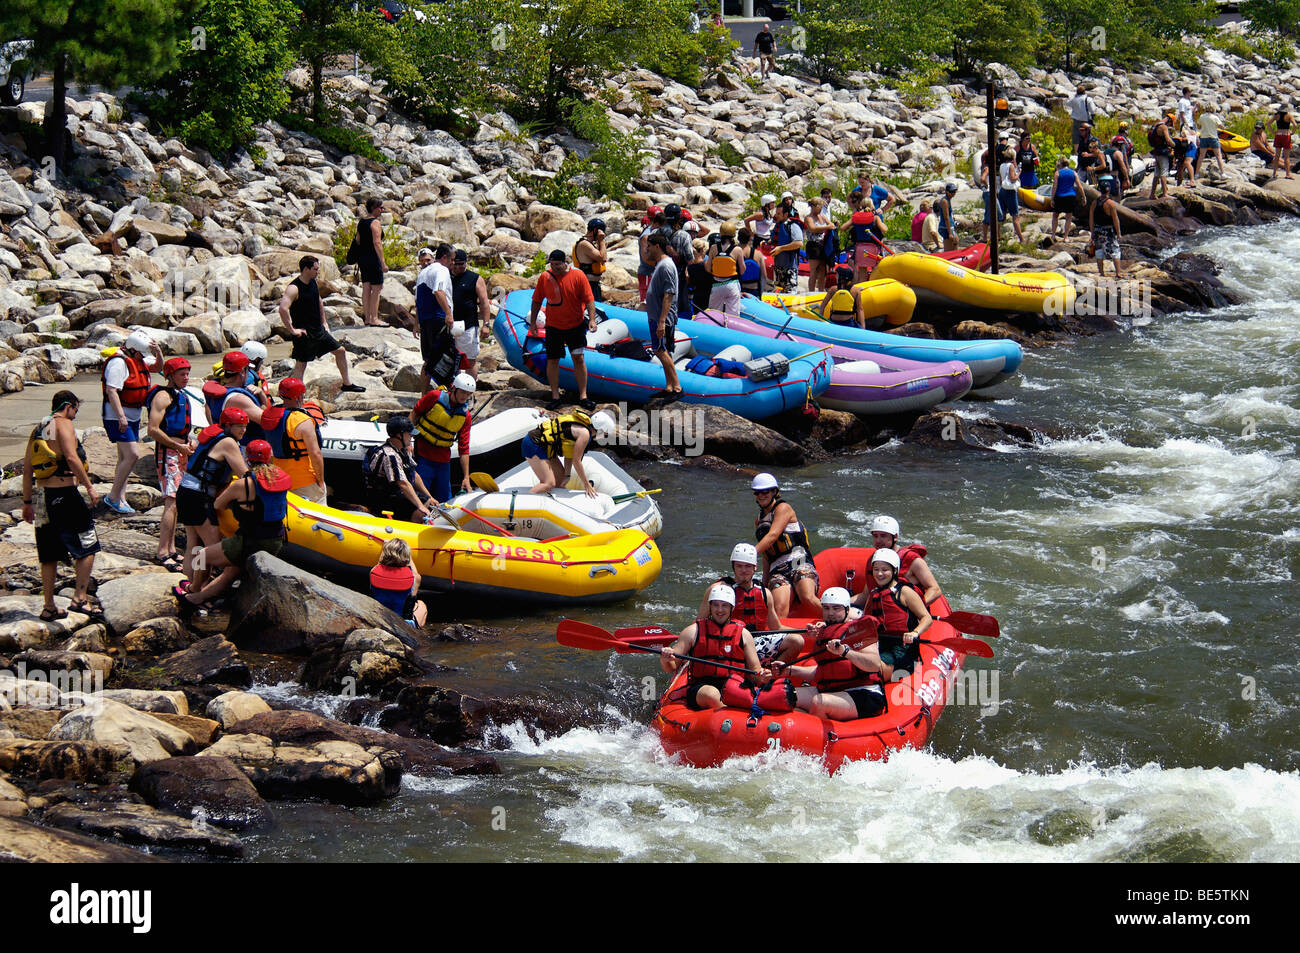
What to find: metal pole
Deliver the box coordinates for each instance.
[986,80,999,276]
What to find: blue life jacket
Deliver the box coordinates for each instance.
[233,470,291,539]
[182,426,234,495]
[145,385,191,438]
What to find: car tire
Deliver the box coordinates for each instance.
[755,3,771,16]
[1,71,24,107]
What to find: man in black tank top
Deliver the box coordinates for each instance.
[449,249,491,377]
[278,256,365,392]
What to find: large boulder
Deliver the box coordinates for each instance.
[131,754,272,830]
[229,553,422,654]
[0,739,126,782]
[0,815,164,862]
[43,801,244,858]
[299,628,421,695]
[197,733,403,805]
[48,697,197,765]
[0,596,94,652]
[523,202,586,242]
[608,402,807,466]
[157,635,252,689]
[95,572,186,637]
[205,691,271,730]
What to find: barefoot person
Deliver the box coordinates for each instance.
[280,256,365,393]
[22,391,102,620]
[522,409,615,498]
[356,197,387,327]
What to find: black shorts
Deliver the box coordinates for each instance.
[291,328,341,364]
[176,486,217,528]
[1054,194,1077,215]
[544,324,588,361]
[358,261,383,285]
[685,676,731,711]
[844,685,886,719]
[35,486,101,564]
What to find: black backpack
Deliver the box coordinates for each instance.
[361,443,385,493]
[426,327,461,387]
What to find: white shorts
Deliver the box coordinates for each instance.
[454,327,481,360]
[708,282,741,316]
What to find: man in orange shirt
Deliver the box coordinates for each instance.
[529,249,598,411]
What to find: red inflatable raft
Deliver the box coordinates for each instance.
[653,548,968,773]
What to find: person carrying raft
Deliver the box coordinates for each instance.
[661,584,783,712]
[776,587,890,721]
[698,543,804,664]
[751,473,820,618]
[851,514,943,608]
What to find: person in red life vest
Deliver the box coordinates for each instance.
[660,584,771,711]
[777,587,891,721]
[528,249,598,411]
[697,542,805,665]
[177,439,291,615]
[751,472,820,618]
[859,548,932,678]
[101,330,165,515]
[370,538,429,628]
[202,351,270,444]
[146,357,197,571]
[850,514,944,608]
[175,407,251,595]
[409,371,476,503]
[265,377,327,503]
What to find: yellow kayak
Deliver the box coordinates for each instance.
[222,493,663,606]
[763,278,916,326]
[874,253,1075,315]
[1018,187,1053,212]
[1218,129,1249,154]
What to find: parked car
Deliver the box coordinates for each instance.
[1,39,34,106]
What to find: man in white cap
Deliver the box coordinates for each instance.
[409,370,477,502]
[101,330,165,514]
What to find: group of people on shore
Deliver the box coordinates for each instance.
[660,472,944,721]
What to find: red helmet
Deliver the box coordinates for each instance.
[851,209,875,226]
[278,377,306,399]
[647,204,663,219]
[219,406,249,427]
[222,351,250,373]
[246,439,273,464]
[162,357,191,377]
[680,208,693,221]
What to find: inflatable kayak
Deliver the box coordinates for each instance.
[873,252,1075,315]
[496,289,832,421]
[1218,129,1249,154]
[739,294,1022,387]
[763,278,917,327]
[446,451,663,539]
[225,493,662,606]
[692,311,971,415]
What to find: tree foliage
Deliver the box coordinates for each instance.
[1241,0,1300,37]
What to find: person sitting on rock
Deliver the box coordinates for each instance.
[177,439,292,616]
[523,409,615,499]
[364,416,433,523]
[1250,121,1277,167]
[751,472,820,618]
[370,538,429,627]
[176,406,250,595]
[698,542,804,665]
[661,584,772,711]
[22,390,102,620]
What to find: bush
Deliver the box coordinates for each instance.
[534,156,590,211]
[744,173,788,215]
[332,221,415,270]
[523,250,549,277]
[711,140,745,168]
[565,98,649,200]
[278,111,386,162]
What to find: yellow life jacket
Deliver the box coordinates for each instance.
[28,416,86,480]
[530,411,592,460]
[574,239,606,276]
[414,390,469,449]
[824,289,857,323]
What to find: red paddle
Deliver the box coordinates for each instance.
[935,611,1000,638]
[557,620,757,675]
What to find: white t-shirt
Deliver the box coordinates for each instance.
[1197,112,1220,140]
[1067,93,1096,123]
[102,353,157,422]
[416,262,453,319]
[1177,98,1194,131]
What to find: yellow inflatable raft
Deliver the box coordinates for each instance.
[873,253,1075,315]
[223,494,663,606]
[1218,129,1249,155]
[763,278,917,326]
[1018,186,1053,212]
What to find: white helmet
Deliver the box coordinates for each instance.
[707,582,736,606]
[760,193,777,207]
[589,410,616,435]
[871,515,900,538]
[124,331,152,355]
[751,473,779,492]
[730,543,758,566]
[240,341,268,363]
[820,587,851,608]
[452,371,477,393]
[871,548,901,571]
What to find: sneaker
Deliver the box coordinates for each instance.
[545,397,565,411]
[578,397,596,411]
[104,496,136,515]
[339,383,366,393]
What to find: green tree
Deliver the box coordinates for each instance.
[1241,0,1300,36]
[0,0,193,171]
[944,0,1042,74]
[1037,0,1131,70]
[792,0,876,82]
[140,0,298,154]
[291,0,412,120]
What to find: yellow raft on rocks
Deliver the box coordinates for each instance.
[763,278,917,326]
[873,252,1075,314]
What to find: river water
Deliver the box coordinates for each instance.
[241,221,1300,862]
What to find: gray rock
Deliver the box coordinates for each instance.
[131,755,272,831]
[44,800,244,857]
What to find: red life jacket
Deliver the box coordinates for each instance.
[729,579,768,630]
[102,352,151,409]
[864,542,928,578]
[690,617,746,679]
[810,620,875,692]
[865,580,920,636]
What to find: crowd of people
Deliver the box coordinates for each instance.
[660,472,944,721]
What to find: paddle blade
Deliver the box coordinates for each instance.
[614,624,676,646]
[556,619,619,652]
[470,471,499,492]
[940,611,1001,638]
[927,636,994,659]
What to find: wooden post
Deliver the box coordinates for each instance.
[986,81,999,275]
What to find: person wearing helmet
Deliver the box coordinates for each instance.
[660,582,771,711]
[409,370,476,502]
[860,548,932,679]
[777,586,891,721]
[851,514,943,607]
[363,415,434,522]
[101,329,165,515]
[529,248,598,411]
[279,256,366,394]
[146,357,197,571]
[237,340,271,399]
[23,391,101,620]
[573,219,608,303]
[449,249,492,379]
[263,377,327,503]
[176,406,251,594]
[178,439,293,615]
[770,203,805,294]
[523,408,614,499]
[751,473,820,618]
[698,543,805,664]
[743,193,776,244]
[657,204,694,321]
[202,351,270,446]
